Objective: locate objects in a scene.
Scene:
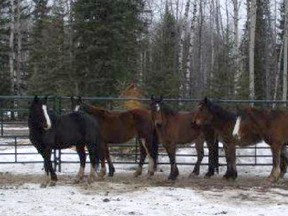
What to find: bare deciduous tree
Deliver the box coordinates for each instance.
[249,0,257,100]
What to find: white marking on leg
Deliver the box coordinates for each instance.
[142,140,154,174]
[232,116,241,138]
[74,166,84,183]
[41,172,50,188]
[42,105,52,130]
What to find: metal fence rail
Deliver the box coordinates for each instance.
[0,96,280,172]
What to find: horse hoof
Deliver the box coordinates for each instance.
[49,181,56,187]
[98,170,106,178]
[40,183,47,188]
[266,176,278,184]
[88,176,96,184]
[204,172,214,178]
[73,178,81,184]
[147,170,155,176]
[168,175,177,181]
[188,172,198,178]
[108,172,114,177]
[133,168,142,177]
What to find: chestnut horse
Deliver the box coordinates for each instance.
[72,97,159,177]
[150,96,219,180]
[193,97,260,180]
[233,106,288,182]
[193,97,288,182]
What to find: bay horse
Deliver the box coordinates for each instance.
[150,96,219,180]
[71,96,159,177]
[233,106,288,182]
[192,97,288,182]
[28,96,105,187]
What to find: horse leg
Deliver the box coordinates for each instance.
[74,146,86,184]
[223,142,237,180]
[142,138,155,176]
[280,145,288,178]
[41,149,57,188]
[267,143,281,183]
[86,143,101,184]
[205,135,219,178]
[190,139,204,177]
[104,143,113,177]
[41,158,51,188]
[134,139,147,177]
[167,145,179,180]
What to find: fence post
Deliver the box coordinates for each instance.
[0,100,3,136]
[51,96,63,172]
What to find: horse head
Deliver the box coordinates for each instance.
[150,95,164,127]
[71,96,82,112]
[29,96,52,130]
[193,97,214,126]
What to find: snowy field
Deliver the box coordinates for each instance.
[1,143,288,216]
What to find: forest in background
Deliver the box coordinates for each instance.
[0,0,288,100]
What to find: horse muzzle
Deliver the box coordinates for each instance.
[155,121,162,128]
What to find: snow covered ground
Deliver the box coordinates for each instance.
[0,144,288,216]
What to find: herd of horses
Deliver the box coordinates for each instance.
[28,96,288,187]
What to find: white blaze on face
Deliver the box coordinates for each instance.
[232,116,241,138]
[75,105,80,112]
[42,105,52,130]
[156,103,160,112]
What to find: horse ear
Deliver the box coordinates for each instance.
[34,95,39,102]
[160,95,163,101]
[78,96,82,103]
[204,97,209,104]
[43,95,48,104]
[150,95,154,100]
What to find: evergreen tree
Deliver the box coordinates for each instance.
[27,0,69,95]
[239,0,274,100]
[72,0,144,96]
[144,5,180,97]
[207,30,236,99]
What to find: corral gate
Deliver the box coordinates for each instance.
[0,96,286,172]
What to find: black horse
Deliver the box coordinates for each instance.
[28,96,104,187]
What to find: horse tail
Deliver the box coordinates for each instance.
[215,138,219,173]
[151,128,159,169]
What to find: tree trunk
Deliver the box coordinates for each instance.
[232,0,240,95]
[9,0,15,95]
[188,0,198,97]
[273,43,283,107]
[179,0,191,98]
[16,0,22,96]
[249,0,257,100]
[282,0,288,102]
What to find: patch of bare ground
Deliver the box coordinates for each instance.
[1,170,287,195]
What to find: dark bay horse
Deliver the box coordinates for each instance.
[150,96,219,180]
[193,97,288,182]
[28,96,104,187]
[71,97,159,177]
[233,106,288,182]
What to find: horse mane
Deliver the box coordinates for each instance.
[81,103,110,116]
[160,103,177,116]
[206,100,236,121]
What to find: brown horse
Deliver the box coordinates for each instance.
[72,97,159,177]
[233,106,288,182]
[150,96,219,180]
[193,97,288,182]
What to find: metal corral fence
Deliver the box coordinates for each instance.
[0,96,286,172]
